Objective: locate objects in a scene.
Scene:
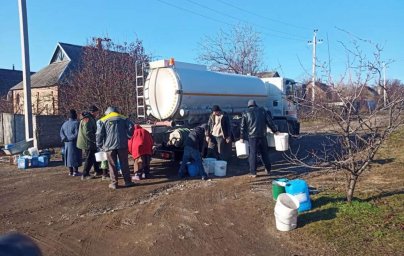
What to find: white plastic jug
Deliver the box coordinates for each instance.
[235,140,249,159]
[274,133,289,151]
[95,152,108,162]
[214,160,227,177]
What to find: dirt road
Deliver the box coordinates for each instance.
[0,133,329,256]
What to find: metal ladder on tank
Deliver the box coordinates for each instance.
[135,62,148,120]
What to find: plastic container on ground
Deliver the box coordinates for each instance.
[274,193,300,231]
[186,162,199,177]
[274,133,289,151]
[30,156,39,167]
[274,212,298,231]
[285,179,312,212]
[214,160,227,177]
[266,128,275,147]
[235,140,249,159]
[38,156,49,167]
[202,158,216,174]
[272,178,288,201]
[28,147,39,157]
[95,152,107,162]
[17,157,29,169]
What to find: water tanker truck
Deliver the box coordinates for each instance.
[142,59,300,160]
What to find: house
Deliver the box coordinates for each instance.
[0,67,34,97]
[303,81,334,101]
[9,43,83,115]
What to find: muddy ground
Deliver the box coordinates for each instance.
[0,134,330,256]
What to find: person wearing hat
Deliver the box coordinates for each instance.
[178,124,208,180]
[60,109,82,176]
[96,106,135,189]
[240,99,278,177]
[77,105,101,179]
[205,105,232,161]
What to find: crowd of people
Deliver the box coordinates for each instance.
[60,105,153,189]
[60,99,279,190]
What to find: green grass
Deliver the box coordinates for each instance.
[299,192,404,255]
[294,127,404,255]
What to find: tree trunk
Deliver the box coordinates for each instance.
[347,174,358,202]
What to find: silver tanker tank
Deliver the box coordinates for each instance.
[144,59,270,123]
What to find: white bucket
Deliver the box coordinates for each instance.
[214,160,227,177]
[235,140,249,159]
[274,193,299,231]
[274,212,298,231]
[203,158,216,174]
[266,129,275,147]
[95,152,108,162]
[274,133,289,151]
[28,147,39,157]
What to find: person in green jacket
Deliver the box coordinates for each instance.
[77,105,101,179]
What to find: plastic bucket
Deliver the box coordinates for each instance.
[214,160,227,177]
[266,129,275,147]
[274,133,289,151]
[274,193,299,231]
[272,180,287,201]
[28,147,39,157]
[203,158,216,174]
[95,152,108,162]
[186,162,199,177]
[235,140,249,159]
[274,193,300,218]
[274,212,298,231]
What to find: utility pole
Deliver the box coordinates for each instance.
[308,29,322,102]
[383,62,387,107]
[18,0,33,140]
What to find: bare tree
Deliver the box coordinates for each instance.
[288,41,404,202]
[0,94,12,113]
[60,37,149,117]
[197,24,264,75]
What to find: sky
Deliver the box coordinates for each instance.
[1,0,403,84]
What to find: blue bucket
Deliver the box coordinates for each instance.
[186,162,199,177]
[285,179,312,212]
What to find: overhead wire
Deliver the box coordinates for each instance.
[185,0,306,40]
[217,0,311,31]
[156,0,305,42]
[155,0,233,27]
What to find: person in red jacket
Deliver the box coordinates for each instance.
[128,124,154,180]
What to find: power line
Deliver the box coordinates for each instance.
[156,0,303,41]
[156,0,232,26]
[217,0,311,31]
[185,0,306,40]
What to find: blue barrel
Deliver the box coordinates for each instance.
[285,179,311,212]
[186,162,199,177]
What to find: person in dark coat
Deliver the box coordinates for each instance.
[77,105,101,179]
[60,109,82,176]
[178,124,208,180]
[240,99,278,177]
[205,105,232,161]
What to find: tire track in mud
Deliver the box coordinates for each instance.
[31,232,80,256]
